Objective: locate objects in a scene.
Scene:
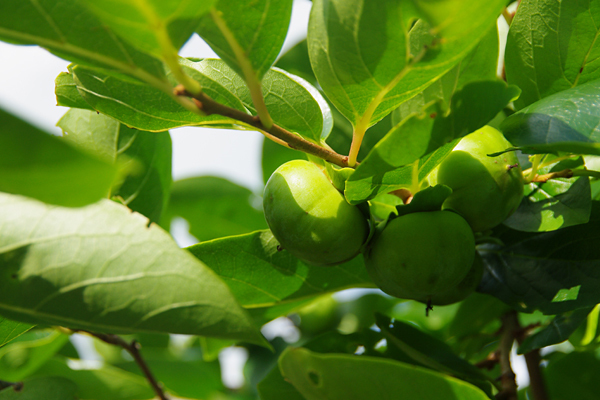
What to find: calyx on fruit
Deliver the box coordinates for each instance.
[429,126,524,232]
[263,159,369,266]
[364,211,475,300]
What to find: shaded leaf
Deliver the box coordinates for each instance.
[0,108,116,207]
[0,377,77,400]
[506,0,600,109]
[545,352,600,400]
[197,0,293,80]
[279,347,490,400]
[166,176,267,242]
[500,80,600,156]
[0,318,33,348]
[257,364,305,400]
[0,193,264,345]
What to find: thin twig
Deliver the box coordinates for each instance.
[174,85,351,168]
[74,331,169,400]
[0,380,23,392]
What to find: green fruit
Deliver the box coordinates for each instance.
[263,160,369,266]
[430,126,524,232]
[364,211,475,300]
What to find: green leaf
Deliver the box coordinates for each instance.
[479,202,600,314]
[32,358,153,400]
[0,108,117,207]
[55,72,94,111]
[0,330,70,381]
[0,193,264,345]
[279,347,490,400]
[0,318,33,348]
[346,80,520,203]
[0,0,167,86]
[197,0,294,81]
[81,0,216,57]
[186,230,374,318]
[500,80,600,156]
[275,40,317,86]
[448,293,510,339]
[258,364,305,400]
[308,0,506,129]
[545,352,600,400]
[505,0,600,110]
[503,157,592,232]
[166,176,267,242]
[58,109,173,224]
[0,377,78,400]
[518,307,593,354]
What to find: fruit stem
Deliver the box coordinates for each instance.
[525,154,543,184]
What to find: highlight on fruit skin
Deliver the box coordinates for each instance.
[364,210,476,301]
[263,159,369,266]
[429,125,524,232]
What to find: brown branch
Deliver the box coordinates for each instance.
[496,312,518,400]
[531,168,600,183]
[513,317,549,400]
[74,331,169,400]
[174,85,351,168]
[0,380,23,392]
[475,350,500,370]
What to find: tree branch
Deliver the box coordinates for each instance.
[174,85,351,168]
[531,168,600,183]
[74,331,169,400]
[0,380,23,392]
[496,312,518,400]
[512,317,549,400]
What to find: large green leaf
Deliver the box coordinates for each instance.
[258,364,305,400]
[505,0,600,109]
[346,81,520,203]
[0,108,116,207]
[545,352,600,400]
[478,202,600,315]
[166,176,267,242]
[279,347,490,400]
[58,109,173,224]
[308,0,505,130]
[0,377,78,400]
[500,80,600,156]
[0,0,167,87]
[197,0,293,81]
[81,0,216,58]
[186,230,374,318]
[0,317,33,348]
[0,193,264,345]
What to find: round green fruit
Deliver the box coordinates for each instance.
[430,126,524,232]
[364,211,475,299]
[263,160,369,266]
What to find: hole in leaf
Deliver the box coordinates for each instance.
[307,370,321,386]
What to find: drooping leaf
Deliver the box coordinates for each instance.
[308,0,506,129]
[186,230,374,321]
[505,0,600,110]
[518,307,593,354]
[0,193,264,345]
[0,317,33,348]
[166,176,267,242]
[503,157,592,232]
[478,202,600,315]
[500,80,600,156]
[0,108,116,207]
[197,0,293,81]
[279,347,490,400]
[0,377,78,400]
[0,0,167,85]
[58,109,173,224]
[81,0,216,58]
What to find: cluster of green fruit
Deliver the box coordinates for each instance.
[263,126,524,307]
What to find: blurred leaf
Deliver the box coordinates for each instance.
[0,193,264,345]
[0,0,167,84]
[258,365,305,400]
[187,230,374,320]
[506,0,600,109]
[32,358,153,400]
[81,0,216,57]
[500,80,600,156]
[275,40,317,86]
[279,347,490,400]
[545,351,600,400]
[0,108,116,207]
[449,293,510,339]
[518,307,593,354]
[261,137,307,185]
[58,109,173,224]
[479,202,600,314]
[0,330,69,381]
[166,176,266,242]
[346,81,520,203]
[308,0,506,128]
[55,72,94,111]
[197,0,293,80]
[0,377,78,400]
[0,318,33,348]
[503,157,592,232]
